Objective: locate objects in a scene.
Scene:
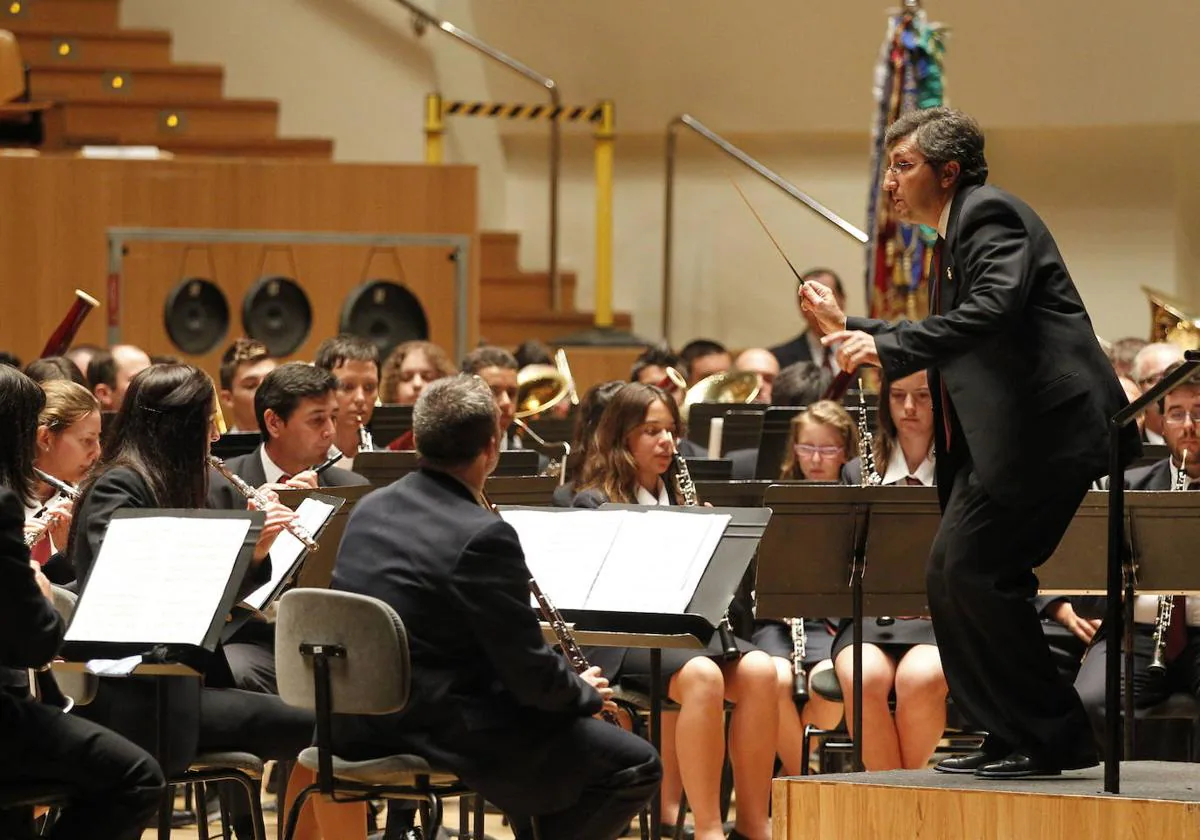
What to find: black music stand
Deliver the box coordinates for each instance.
[526,414,574,444]
[686,402,742,447]
[753,407,805,479]
[694,479,773,509]
[720,408,766,455]
[503,503,771,832]
[485,475,558,506]
[59,508,263,840]
[356,450,540,487]
[367,404,414,445]
[684,458,733,481]
[273,485,375,590]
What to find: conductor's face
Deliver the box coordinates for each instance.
[883,135,958,229]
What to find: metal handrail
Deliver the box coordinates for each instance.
[390,0,564,309]
[662,114,869,341]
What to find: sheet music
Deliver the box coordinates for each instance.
[585,510,730,613]
[500,509,626,609]
[500,508,730,613]
[242,497,336,611]
[66,516,252,645]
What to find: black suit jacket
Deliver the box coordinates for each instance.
[206,445,369,510]
[330,468,601,769]
[769,331,817,370]
[1,487,64,692]
[1124,459,1172,491]
[847,184,1139,508]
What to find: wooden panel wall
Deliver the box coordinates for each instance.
[0,156,478,376]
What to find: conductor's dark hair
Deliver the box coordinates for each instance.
[0,365,46,507]
[885,107,989,188]
[254,363,338,438]
[413,374,500,470]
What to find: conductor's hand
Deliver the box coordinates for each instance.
[1050,601,1101,644]
[579,665,618,718]
[799,280,848,335]
[822,330,879,371]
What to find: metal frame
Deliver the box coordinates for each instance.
[662,114,869,342]
[392,0,564,310]
[104,227,472,362]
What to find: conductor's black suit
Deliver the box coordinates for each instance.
[331,468,661,840]
[846,183,1139,764]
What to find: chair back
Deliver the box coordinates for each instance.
[0,31,25,104]
[48,585,97,706]
[276,589,410,715]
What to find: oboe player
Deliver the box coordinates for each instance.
[803,107,1138,778]
[331,374,660,840]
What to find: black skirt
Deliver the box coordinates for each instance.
[751,618,836,666]
[829,617,937,662]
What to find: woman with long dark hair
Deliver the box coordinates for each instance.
[67,364,360,840]
[573,383,780,840]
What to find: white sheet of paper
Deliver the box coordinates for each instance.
[584,510,730,613]
[66,516,253,646]
[242,497,336,611]
[500,509,628,610]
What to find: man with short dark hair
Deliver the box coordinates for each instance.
[770,268,847,371]
[332,375,661,840]
[462,345,522,449]
[219,338,277,433]
[87,345,151,411]
[678,339,731,386]
[804,106,1138,778]
[315,334,380,468]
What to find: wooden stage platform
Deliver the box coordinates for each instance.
[772,761,1200,839]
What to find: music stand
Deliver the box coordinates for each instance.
[367,404,413,446]
[684,458,733,482]
[485,475,558,506]
[526,415,574,444]
[753,407,805,479]
[211,432,262,460]
[720,408,765,455]
[694,480,773,509]
[274,485,375,590]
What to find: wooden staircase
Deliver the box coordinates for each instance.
[2,0,333,158]
[478,231,634,347]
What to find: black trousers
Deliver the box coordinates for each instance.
[0,695,164,840]
[927,461,1093,761]
[1075,628,1200,758]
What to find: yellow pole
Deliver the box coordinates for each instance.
[424,92,444,164]
[593,100,615,329]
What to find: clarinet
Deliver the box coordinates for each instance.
[529,577,619,726]
[855,390,882,487]
[789,617,809,702]
[357,414,375,453]
[207,455,319,551]
[671,448,740,661]
[1149,448,1188,674]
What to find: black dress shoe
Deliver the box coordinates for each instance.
[974,751,1062,779]
[934,751,999,774]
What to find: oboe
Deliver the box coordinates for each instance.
[529,577,619,726]
[357,414,374,453]
[1149,448,1188,674]
[671,447,740,661]
[207,455,319,551]
[789,618,810,702]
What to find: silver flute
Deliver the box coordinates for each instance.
[207,455,319,551]
[25,469,81,547]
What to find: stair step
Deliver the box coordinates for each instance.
[480,311,634,347]
[481,272,578,314]
[60,97,279,140]
[11,28,173,67]
[62,133,334,159]
[480,231,521,277]
[2,0,120,33]
[30,62,224,101]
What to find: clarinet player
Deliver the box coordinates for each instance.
[802,107,1138,778]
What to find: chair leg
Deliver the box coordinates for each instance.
[157,783,174,840]
[219,784,234,840]
[281,783,318,840]
[673,792,688,840]
[195,782,212,840]
[459,793,470,838]
[227,772,267,840]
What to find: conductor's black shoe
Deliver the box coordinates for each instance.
[974,751,1062,779]
[934,751,997,774]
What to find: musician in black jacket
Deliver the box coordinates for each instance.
[331,374,660,840]
[1075,365,1200,755]
[0,365,164,840]
[803,107,1139,777]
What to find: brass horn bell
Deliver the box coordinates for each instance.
[1145,286,1200,351]
[515,365,570,420]
[682,370,761,418]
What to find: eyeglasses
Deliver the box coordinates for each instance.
[1164,409,1200,426]
[883,160,929,177]
[795,444,844,459]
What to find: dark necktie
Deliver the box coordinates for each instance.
[930,238,953,451]
[903,475,923,486]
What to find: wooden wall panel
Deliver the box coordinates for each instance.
[0,156,478,377]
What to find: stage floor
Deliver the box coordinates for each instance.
[772,761,1200,839]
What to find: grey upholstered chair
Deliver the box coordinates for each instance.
[275,588,485,840]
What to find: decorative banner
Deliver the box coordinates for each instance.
[865,6,948,322]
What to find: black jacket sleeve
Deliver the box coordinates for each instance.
[0,487,64,669]
[450,519,601,717]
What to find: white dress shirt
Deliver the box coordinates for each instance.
[879,445,936,487]
[634,480,671,507]
[260,445,291,485]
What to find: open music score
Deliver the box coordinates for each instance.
[241,494,340,612]
[501,508,730,614]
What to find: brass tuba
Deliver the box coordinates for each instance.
[1145,286,1200,351]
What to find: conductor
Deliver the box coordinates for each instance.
[801,107,1138,778]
